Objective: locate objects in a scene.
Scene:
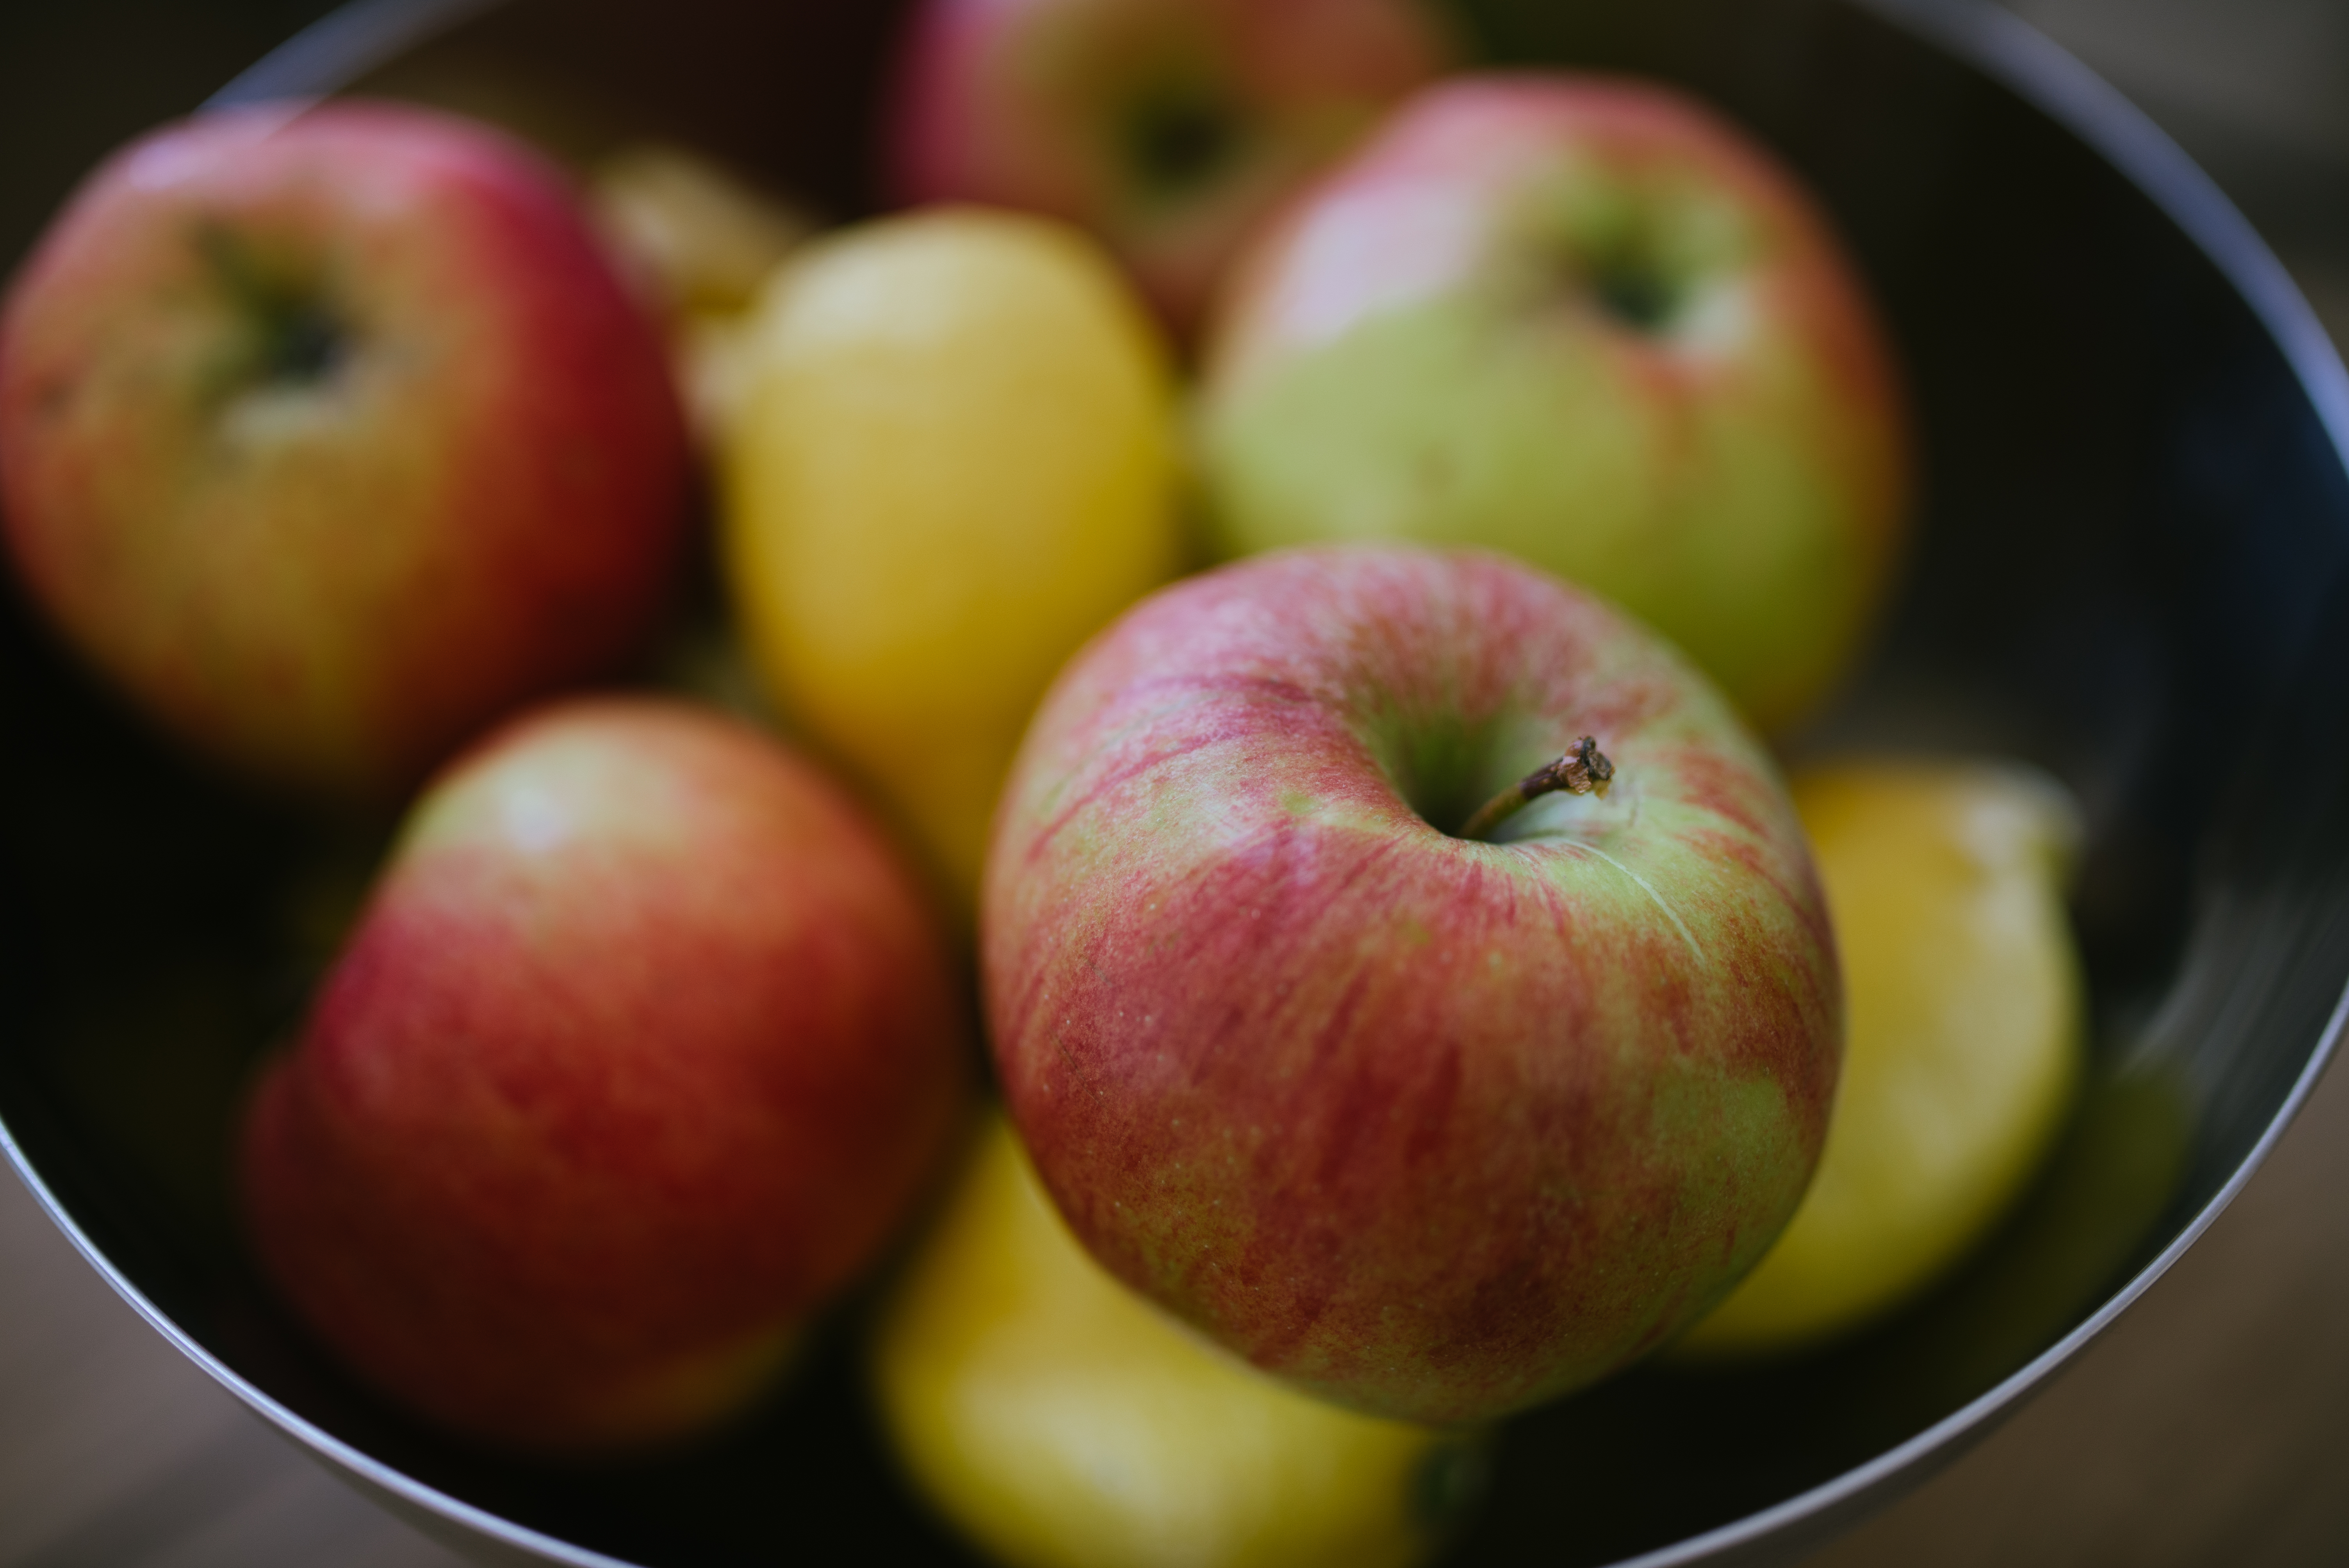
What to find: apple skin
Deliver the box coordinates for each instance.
[0,102,691,802]
[239,697,970,1453]
[983,546,1840,1425]
[884,0,1452,333]
[1197,75,1909,733]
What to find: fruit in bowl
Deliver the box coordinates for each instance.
[588,142,820,445]
[239,697,970,1452]
[0,100,691,802]
[874,1112,1480,1568]
[4,0,2292,1558]
[1195,73,1911,733]
[591,142,817,322]
[983,545,1842,1424]
[721,207,1185,909]
[886,0,1456,334]
[1678,758,2087,1356]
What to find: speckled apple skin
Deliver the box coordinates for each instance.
[241,699,970,1452]
[0,102,690,801]
[982,547,1838,1424]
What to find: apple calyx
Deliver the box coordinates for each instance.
[1119,75,1248,203]
[195,224,349,393]
[1457,735,1614,842]
[1587,253,1678,333]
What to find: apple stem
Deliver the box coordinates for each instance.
[1458,738,1615,842]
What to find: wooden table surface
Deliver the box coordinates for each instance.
[3,1,2345,1564]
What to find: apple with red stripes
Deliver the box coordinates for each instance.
[982,546,1841,1424]
[241,698,971,1452]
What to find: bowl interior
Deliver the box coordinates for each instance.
[5,0,2349,1564]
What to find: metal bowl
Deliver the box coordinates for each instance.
[4,0,2346,1563]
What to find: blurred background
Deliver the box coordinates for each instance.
[1,0,2344,1563]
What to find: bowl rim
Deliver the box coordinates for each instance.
[6,0,2348,1564]
[1625,9,2349,1558]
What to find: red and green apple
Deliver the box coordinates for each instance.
[240,697,971,1452]
[884,0,1454,333]
[1197,75,1911,733]
[982,545,1841,1424]
[0,101,691,802]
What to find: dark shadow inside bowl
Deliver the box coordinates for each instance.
[3,0,2347,1564]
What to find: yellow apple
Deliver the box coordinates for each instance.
[872,1113,1480,1568]
[592,143,816,319]
[1675,759,2085,1357]
[590,144,819,445]
[721,208,1183,909]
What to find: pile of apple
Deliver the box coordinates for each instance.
[0,0,2072,1548]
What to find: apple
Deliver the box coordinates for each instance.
[982,545,1841,1425]
[239,697,970,1452]
[1196,75,1910,734]
[590,143,817,322]
[0,102,692,802]
[589,143,819,446]
[883,0,1454,333]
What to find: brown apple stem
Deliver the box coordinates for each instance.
[1458,737,1615,843]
